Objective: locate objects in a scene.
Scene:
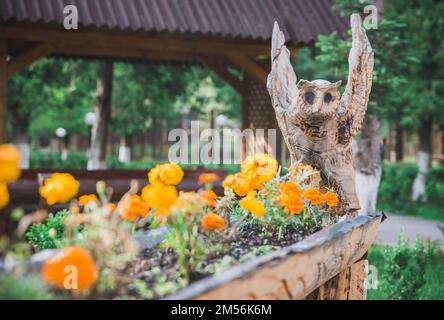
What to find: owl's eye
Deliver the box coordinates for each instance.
[324,93,333,103]
[305,91,315,105]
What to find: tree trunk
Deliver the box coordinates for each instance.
[412,118,432,201]
[0,40,7,144]
[118,135,131,164]
[88,61,113,170]
[395,124,404,162]
[353,117,382,215]
[11,104,31,169]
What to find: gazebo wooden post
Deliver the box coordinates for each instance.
[0,40,8,144]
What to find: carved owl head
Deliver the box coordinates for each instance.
[296,79,342,118]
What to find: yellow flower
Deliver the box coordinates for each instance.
[198,173,220,186]
[222,173,252,197]
[41,246,98,291]
[279,182,304,214]
[39,173,79,205]
[0,144,21,183]
[118,194,150,221]
[78,194,98,206]
[200,189,218,207]
[302,187,323,205]
[241,153,278,186]
[148,162,184,186]
[201,212,226,231]
[0,182,9,209]
[240,191,265,218]
[141,183,178,218]
[321,191,339,207]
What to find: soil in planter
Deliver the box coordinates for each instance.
[124,222,323,299]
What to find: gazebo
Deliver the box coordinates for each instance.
[0,0,348,159]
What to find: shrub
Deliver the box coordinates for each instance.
[378,232,438,300]
[377,163,418,211]
[377,163,444,220]
[30,151,87,169]
[26,210,69,249]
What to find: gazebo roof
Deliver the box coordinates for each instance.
[0,0,348,46]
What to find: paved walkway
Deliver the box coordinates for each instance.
[375,213,444,248]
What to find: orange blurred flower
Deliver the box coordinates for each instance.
[107,203,116,212]
[239,191,265,218]
[198,173,220,186]
[0,182,9,209]
[222,173,253,197]
[41,246,98,291]
[201,212,226,231]
[148,162,184,186]
[39,173,79,205]
[119,194,150,221]
[0,144,21,183]
[78,194,98,206]
[321,191,339,207]
[141,184,178,218]
[302,187,323,205]
[200,190,218,206]
[279,182,304,214]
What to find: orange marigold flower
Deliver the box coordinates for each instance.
[279,182,304,214]
[198,173,220,186]
[222,173,253,197]
[0,144,21,183]
[200,190,218,207]
[78,194,98,206]
[201,212,226,231]
[241,153,278,187]
[321,191,339,207]
[119,194,150,221]
[41,246,98,291]
[148,162,184,186]
[279,181,301,196]
[0,182,9,209]
[39,173,80,205]
[239,191,265,217]
[302,187,323,205]
[141,184,178,218]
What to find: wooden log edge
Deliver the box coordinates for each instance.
[166,212,383,300]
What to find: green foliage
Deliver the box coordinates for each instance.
[368,235,441,300]
[163,210,206,280]
[377,163,444,221]
[30,151,88,169]
[0,274,54,300]
[26,210,69,249]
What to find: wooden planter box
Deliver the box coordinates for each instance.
[168,212,384,300]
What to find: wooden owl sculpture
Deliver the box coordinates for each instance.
[267,14,374,215]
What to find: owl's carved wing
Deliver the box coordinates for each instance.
[267,22,298,138]
[337,14,374,136]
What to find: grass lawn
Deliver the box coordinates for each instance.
[367,245,444,300]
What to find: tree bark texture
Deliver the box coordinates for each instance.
[353,117,382,215]
[88,61,113,170]
[412,117,432,201]
[267,15,374,215]
[0,40,8,144]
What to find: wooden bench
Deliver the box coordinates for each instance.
[1,168,227,235]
